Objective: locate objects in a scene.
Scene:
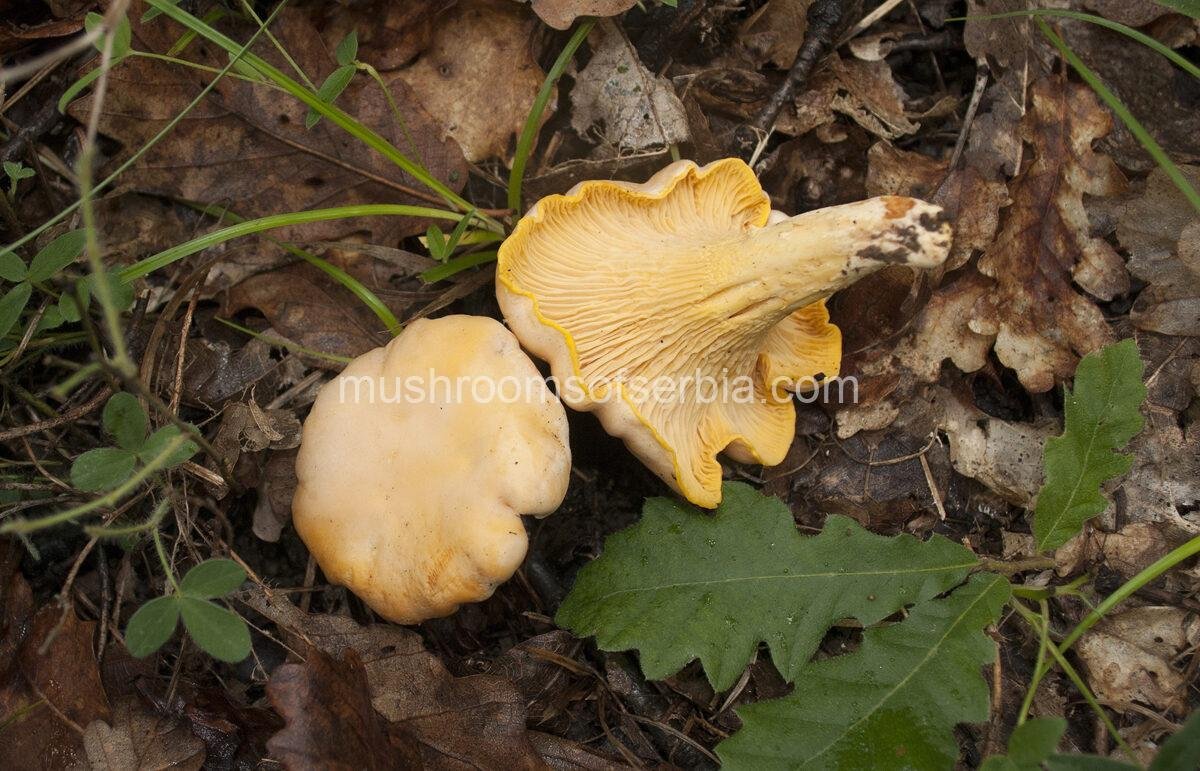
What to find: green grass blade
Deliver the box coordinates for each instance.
[508,19,594,214]
[1036,19,1200,215]
[215,317,352,363]
[419,250,497,283]
[119,204,463,282]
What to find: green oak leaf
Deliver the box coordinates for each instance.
[556,482,979,690]
[1034,339,1146,552]
[717,573,1010,770]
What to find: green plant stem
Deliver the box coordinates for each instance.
[236,0,316,90]
[957,10,1200,81]
[508,19,594,213]
[2,2,285,258]
[1016,599,1050,724]
[0,434,188,535]
[78,151,135,377]
[152,524,181,593]
[120,204,464,282]
[419,250,497,283]
[1010,601,1134,759]
[87,494,170,537]
[142,0,500,231]
[357,62,422,163]
[129,50,277,85]
[1037,18,1200,215]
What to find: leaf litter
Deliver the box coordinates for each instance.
[2,0,1200,767]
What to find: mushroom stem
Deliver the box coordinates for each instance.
[717,196,952,331]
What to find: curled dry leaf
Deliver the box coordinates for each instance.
[393,0,548,162]
[71,1,467,244]
[1076,606,1199,713]
[972,76,1128,393]
[570,22,690,153]
[529,0,638,30]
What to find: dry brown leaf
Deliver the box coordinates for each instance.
[570,21,689,153]
[827,55,918,139]
[1083,0,1176,32]
[740,0,812,69]
[225,262,392,362]
[318,0,451,71]
[0,586,111,770]
[1064,23,1200,170]
[393,0,547,162]
[71,2,467,245]
[84,696,206,771]
[963,0,1054,72]
[1106,166,1200,336]
[249,594,547,769]
[268,647,423,770]
[529,0,638,30]
[972,76,1128,393]
[212,401,302,472]
[1076,605,1199,712]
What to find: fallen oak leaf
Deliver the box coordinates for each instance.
[83,695,206,771]
[972,75,1129,393]
[247,593,547,769]
[267,647,423,770]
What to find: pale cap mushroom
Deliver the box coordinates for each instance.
[293,315,571,624]
[496,158,951,508]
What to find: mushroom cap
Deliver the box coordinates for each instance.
[497,158,950,507]
[293,315,570,624]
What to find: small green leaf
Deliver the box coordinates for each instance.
[982,718,1066,771]
[305,65,356,128]
[35,305,65,331]
[103,392,148,450]
[0,282,33,339]
[556,482,979,690]
[180,559,246,599]
[179,597,251,663]
[58,292,81,323]
[334,29,358,66]
[70,447,137,491]
[58,67,104,113]
[27,229,86,282]
[426,225,447,259]
[139,425,199,468]
[0,251,27,282]
[85,12,131,58]
[717,574,1011,770]
[125,595,180,657]
[3,161,34,184]
[1034,339,1146,552]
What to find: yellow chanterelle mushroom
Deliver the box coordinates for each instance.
[497,158,951,508]
[293,315,571,624]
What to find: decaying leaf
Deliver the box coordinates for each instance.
[211,401,302,472]
[529,0,638,30]
[393,0,547,162]
[71,1,467,245]
[0,590,111,769]
[570,21,689,153]
[740,0,812,69]
[84,696,206,771]
[1076,606,1199,712]
[973,76,1128,393]
[250,594,547,769]
[1105,166,1200,336]
[268,647,423,769]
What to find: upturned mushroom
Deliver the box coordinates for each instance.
[293,315,570,624]
[497,158,951,508]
